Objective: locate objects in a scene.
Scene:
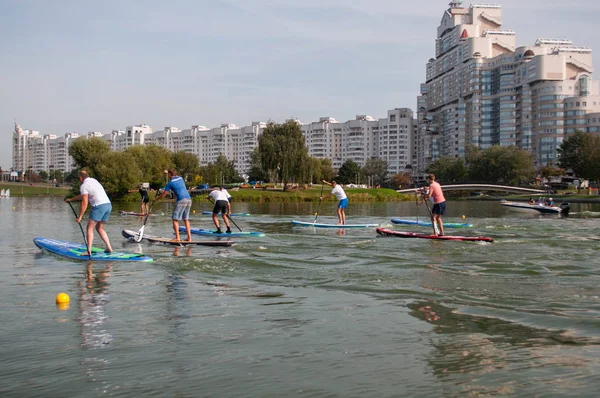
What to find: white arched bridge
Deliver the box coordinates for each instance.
[396,184,546,195]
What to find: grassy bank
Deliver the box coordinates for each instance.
[0,183,71,197]
[197,186,409,203]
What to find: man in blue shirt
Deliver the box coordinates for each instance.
[157,168,192,241]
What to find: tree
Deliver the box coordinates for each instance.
[248,148,267,182]
[363,158,389,186]
[172,151,200,183]
[466,145,535,185]
[538,164,564,179]
[68,137,111,176]
[390,172,412,189]
[336,159,361,185]
[38,170,49,182]
[124,144,172,188]
[427,156,468,183]
[214,153,242,184]
[320,158,336,182]
[95,151,142,196]
[558,131,600,182]
[258,121,309,190]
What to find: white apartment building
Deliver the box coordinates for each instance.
[301,108,415,176]
[12,111,414,180]
[12,123,80,177]
[417,1,600,172]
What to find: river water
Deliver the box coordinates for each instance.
[1,197,600,397]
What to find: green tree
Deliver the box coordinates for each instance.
[320,158,336,182]
[38,170,49,182]
[427,156,468,183]
[336,159,361,185]
[68,137,111,176]
[258,121,309,190]
[214,153,242,183]
[558,131,600,181]
[363,158,389,186]
[124,144,172,188]
[248,148,266,182]
[95,151,142,196]
[172,151,200,183]
[466,145,535,185]
[538,164,564,179]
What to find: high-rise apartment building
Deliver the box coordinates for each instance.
[301,108,415,176]
[417,1,600,173]
[12,123,80,177]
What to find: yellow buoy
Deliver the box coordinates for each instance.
[462,215,466,219]
[56,292,70,304]
[192,210,196,214]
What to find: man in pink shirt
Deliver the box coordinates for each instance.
[424,173,446,236]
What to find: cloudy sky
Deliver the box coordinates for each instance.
[1,0,599,169]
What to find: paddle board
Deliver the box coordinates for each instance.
[291,220,379,228]
[376,228,493,242]
[34,237,154,262]
[201,211,251,216]
[391,219,473,228]
[122,229,234,246]
[120,211,150,216]
[181,226,265,237]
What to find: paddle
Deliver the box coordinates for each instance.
[134,191,160,242]
[314,183,325,223]
[67,201,91,259]
[415,191,420,225]
[421,196,440,236]
[226,213,242,232]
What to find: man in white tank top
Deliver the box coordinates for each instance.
[65,170,113,255]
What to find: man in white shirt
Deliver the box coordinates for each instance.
[321,180,348,225]
[65,170,113,255]
[207,187,231,233]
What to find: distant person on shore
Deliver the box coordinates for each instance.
[157,168,192,241]
[321,180,348,225]
[208,187,231,234]
[128,184,150,215]
[65,170,113,255]
[422,173,445,236]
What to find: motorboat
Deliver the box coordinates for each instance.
[500,199,569,215]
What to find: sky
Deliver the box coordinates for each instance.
[1,0,599,169]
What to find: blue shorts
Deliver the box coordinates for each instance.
[172,198,192,220]
[90,203,112,222]
[432,201,446,216]
[338,198,349,209]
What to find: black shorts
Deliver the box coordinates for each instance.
[212,200,228,215]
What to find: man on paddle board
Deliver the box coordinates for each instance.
[422,173,446,236]
[321,180,348,225]
[157,168,192,241]
[208,187,232,234]
[65,170,114,255]
[128,184,150,215]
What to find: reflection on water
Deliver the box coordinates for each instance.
[79,262,113,348]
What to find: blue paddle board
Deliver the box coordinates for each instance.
[391,219,473,228]
[180,226,265,237]
[34,238,153,262]
[291,220,379,228]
